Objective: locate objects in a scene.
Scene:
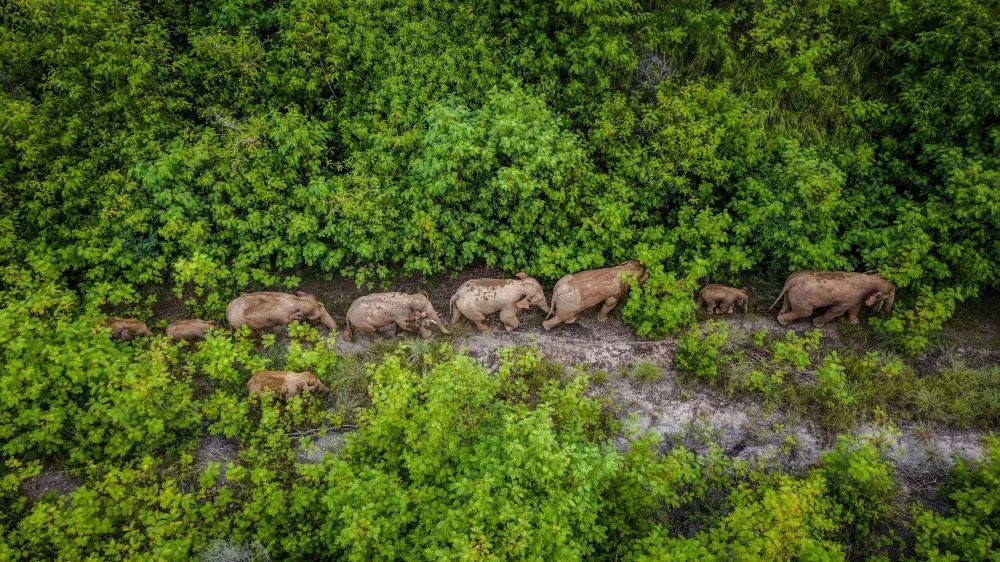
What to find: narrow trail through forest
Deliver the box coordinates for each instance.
[152,268,995,498]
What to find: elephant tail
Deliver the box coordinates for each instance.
[449,293,459,327]
[768,285,789,310]
[546,277,567,319]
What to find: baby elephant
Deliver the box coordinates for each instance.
[106,317,154,341]
[543,260,648,331]
[343,292,449,340]
[449,272,548,332]
[248,370,330,399]
[166,319,219,341]
[698,284,749,314]
[226,291,336,333]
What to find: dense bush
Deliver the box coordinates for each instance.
[1,1,998,559]
[1,0,997,343]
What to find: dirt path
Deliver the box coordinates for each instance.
[151,269,993,490]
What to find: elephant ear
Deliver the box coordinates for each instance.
[515,272,528,280]
[865,291,880,306]
[515,297,530,309]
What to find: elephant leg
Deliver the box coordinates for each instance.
[463,308,490,332]
[498,306,519,331]
[847,303,861,325]
[779,297,791,316]
[542,314,563,331]
[358,325,380,340]
[597,296,619,321]
[813,305,850,327]
[704,298,716,314]
[777,304,812,326]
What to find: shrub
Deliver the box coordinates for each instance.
[675,321,729,380]
[629,362,664,385]
[911,437,1000,561]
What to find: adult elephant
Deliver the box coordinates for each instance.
[343,292,449,340]
[449,272,548,332]
[226,292,337,332]
[770,271,895,327]
[543,260,648,331]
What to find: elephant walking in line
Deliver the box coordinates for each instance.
[166,319,219,341]
[343,292,449,340]
[543,260,648,331]
[226,291,337,333]
[770,270,895,327]
[698,284,749,314]
[248,371,330,398]
[449,272,548,332]
[106,317,154,341]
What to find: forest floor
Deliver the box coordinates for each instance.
[150,267,998,502]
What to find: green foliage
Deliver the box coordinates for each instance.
[675,320,729,380]
[2,0,1000,558]
[628,361,664,385]
[820,437,898,553]
[1,0,997,338]
[912,437,999,561]
[0,302,200,463]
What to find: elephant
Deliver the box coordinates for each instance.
[770,270,895,327]
[343,292,449,340]
[166,319,219,341]
[698,284,749,314]
[543,260,648,331]
[106,317,154,341]
[449,272,548,332]
[226,292,336,333]
[248,370,330,398]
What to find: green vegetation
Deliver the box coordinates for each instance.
[677,323,1000,433]
[4,297,997,559]
[2,1,999,559]
[2,0,998,347]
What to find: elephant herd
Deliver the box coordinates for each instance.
[105,264,896,398]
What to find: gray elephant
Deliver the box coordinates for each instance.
[166,319,219,341]
[343,292,449,340]
[449,272,548,332]
[770,270,895,327]
[226,291,337,333]
[248,370,330,398]
[543,260,648,331]
[106,317,154,341]
[698,284,749,314]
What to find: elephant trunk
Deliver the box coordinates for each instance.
[742,299,749,314]
[883,292,895,315]
[318,307,338,331]
[426,307,449,334]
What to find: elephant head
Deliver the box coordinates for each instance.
[304,376,330,394]
[514,272,549,311]
[409,293,449,334]
[295,292,337,330]
[619,260,649,285]
[864,275,895,314]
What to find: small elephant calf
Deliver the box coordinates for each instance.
[697,285,749,314]
[166,319,219,341]
[106,317,154,341]
[247,371,330,399]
